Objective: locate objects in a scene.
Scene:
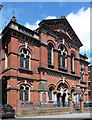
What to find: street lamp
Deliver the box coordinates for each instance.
[0,4,3,11]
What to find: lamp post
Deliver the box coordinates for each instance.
[0,4,3,11]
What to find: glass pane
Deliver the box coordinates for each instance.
[25,56,29,69]
[23,49,27,54]
[48,46,52,65]
[25,87,29,101]
[20,87,24,101]
[49,91,52,100]
[62,53,65,67]
[20,54,24,68]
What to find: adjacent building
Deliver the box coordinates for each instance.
[0,16,89,108]
[88,65,92,102]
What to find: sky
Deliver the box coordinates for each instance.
[0,1,91,63]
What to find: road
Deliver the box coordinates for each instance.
[2,113,91,120]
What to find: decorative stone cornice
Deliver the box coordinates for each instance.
[38,67,81,79]
[2,20,41,47]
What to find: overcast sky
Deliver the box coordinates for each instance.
[1,1,90,62]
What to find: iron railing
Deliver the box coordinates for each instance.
[21,101,69,109]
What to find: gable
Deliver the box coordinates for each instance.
[38,16,83,48]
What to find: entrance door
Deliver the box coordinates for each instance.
[62,93,66,107]
[57,93,60,107]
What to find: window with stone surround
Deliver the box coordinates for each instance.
[20,49,31,69]
[20,85,30,101]
[58,45,67,68]
[48,43,54,66]
[48,87,54,101]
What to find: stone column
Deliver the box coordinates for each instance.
[54,93,57,102]
[68,98,73,114]
[80,98,84,112]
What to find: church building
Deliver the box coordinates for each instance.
[0,16,89,108]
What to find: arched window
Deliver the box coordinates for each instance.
[58,45,67,68]
[48,87,54,101]
[20,49,31,69]
[71,53,75,71]
[20,85,30,101]
[48,43,53,65]
[20,86,24,101]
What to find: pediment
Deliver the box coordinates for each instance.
[39,16,83,48]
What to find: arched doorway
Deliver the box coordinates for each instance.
[57,83,69,107]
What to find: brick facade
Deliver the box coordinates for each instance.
[0,16,89,108]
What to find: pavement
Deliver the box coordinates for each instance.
[1,112,92,120]
[17,112,91,118]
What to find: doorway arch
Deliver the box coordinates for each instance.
[57,82,69,107]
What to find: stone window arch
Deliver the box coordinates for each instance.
[58,45,67,68]
[20,48,31,69]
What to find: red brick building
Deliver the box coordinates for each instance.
[0,16,89,108]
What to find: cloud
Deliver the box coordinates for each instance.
[25,20,40,30]
[25,16,57,30]
[45,16,57,20]
[66,7,90,52]
[25,8,90,53]
[88,57,92,65]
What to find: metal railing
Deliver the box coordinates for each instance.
[21,101,69,109]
